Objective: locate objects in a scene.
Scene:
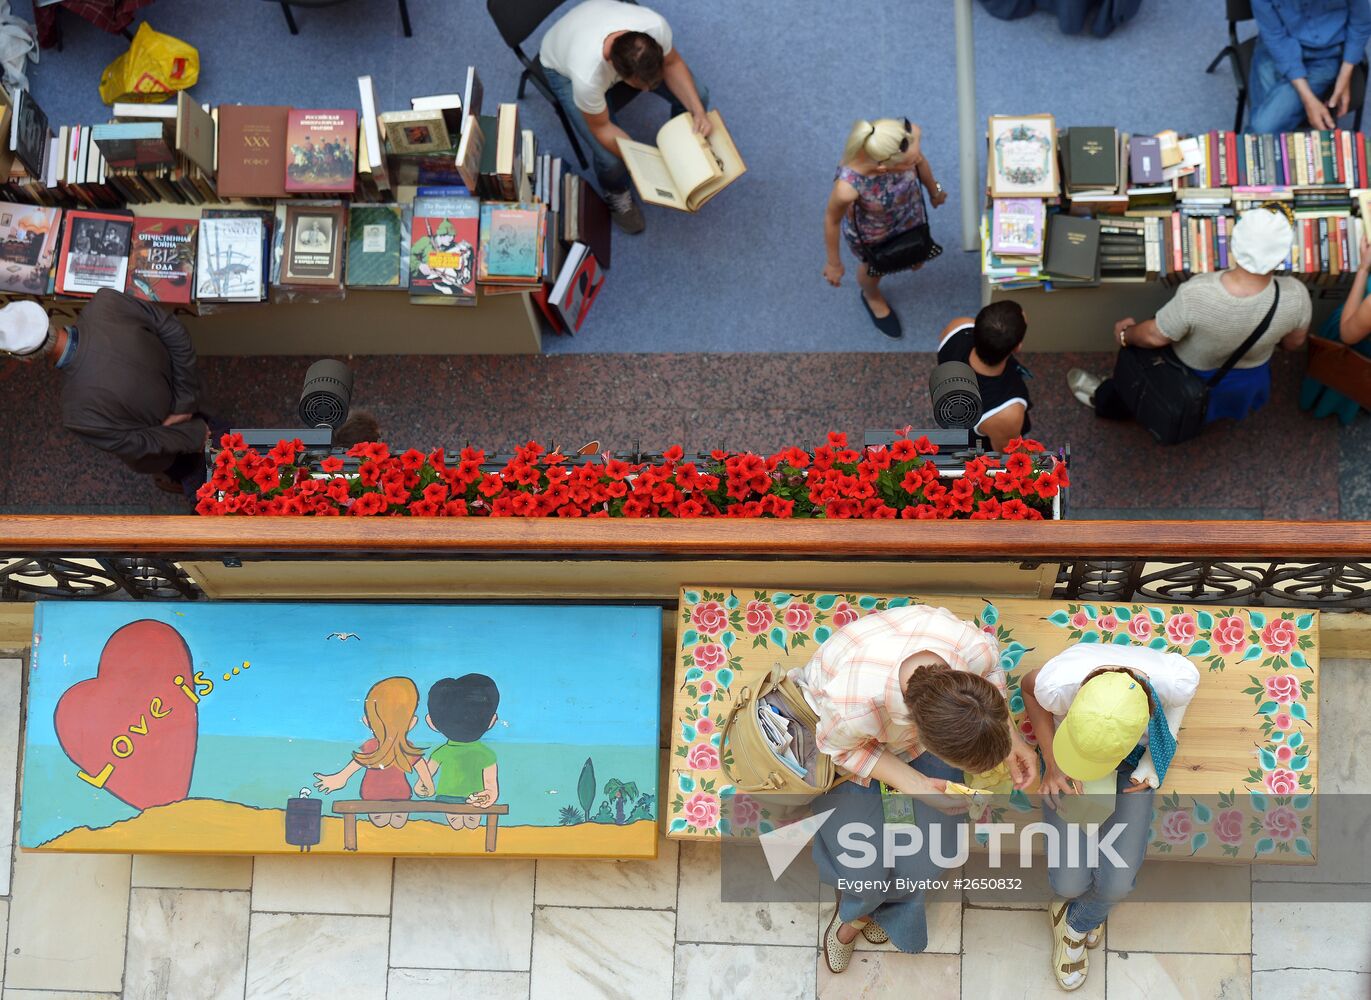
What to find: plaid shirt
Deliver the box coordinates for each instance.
[791,605,1005,784]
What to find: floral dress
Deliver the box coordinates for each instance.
[837,164,926,263]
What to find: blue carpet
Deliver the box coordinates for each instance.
[28,0,1242,353]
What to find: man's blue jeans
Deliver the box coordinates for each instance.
[542,67,709,196]
[1044,763,1155,935]
[1248,41,1344,134]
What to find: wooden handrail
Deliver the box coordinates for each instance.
[0,516,1369,560]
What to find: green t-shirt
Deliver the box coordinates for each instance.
[429,740,497,798]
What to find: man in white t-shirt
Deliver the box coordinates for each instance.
[540,0,710,235]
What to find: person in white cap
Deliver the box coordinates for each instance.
[0,288,209,492]
[1067,207,1312,428]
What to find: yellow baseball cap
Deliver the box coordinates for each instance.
[1053,671,1149,782]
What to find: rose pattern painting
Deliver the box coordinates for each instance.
[669,589,1319,862]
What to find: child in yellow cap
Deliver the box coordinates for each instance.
[1020,642,1199,992]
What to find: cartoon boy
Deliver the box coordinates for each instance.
[422,673,500,829]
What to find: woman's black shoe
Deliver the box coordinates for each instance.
[861,291,903,339]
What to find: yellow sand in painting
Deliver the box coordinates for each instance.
[36,798,658,860]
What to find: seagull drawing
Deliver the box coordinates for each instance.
[326,632,360,641]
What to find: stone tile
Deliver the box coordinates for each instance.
[5,851,131,992]
[131,854,254,890]
[1,993,122,1000]
[1107,952,1251,1000]
[816,951,960,1000]
[963,850,1054,909]
[673,943,816,1000]
[388,969,531,1000]
[245,912,389,1000]
[530,906,674,1000]
[1105,863,1252,954]
[0,899,8,984]
[124,888,250,1000]
[251,855,392,915]
[1253,901,1371,973]
[818,897,961,955]
[536,837,678,909]
[960,909,1106,1000]
[674,841,818,947]
[390,858,535,971]
[0,659,18,897]
[1253,969,1371,999]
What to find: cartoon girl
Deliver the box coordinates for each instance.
[313,676,434,829]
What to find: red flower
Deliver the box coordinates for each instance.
[219,432,246,451]
[912,435,938,455]
[783,602,815,632]
[478,474,504,497]
[1050,461,1070,489]
[320,456,344,474]
[1031,474,1057,500]
[409,499,441,516]
[400,448,427,472]
[663,444,684,463]
[1001,499,1030,520]
[444,500,468,516]
[1005,453,1033,479]
[350,492,387,516]
[604,458,632,480]
[826,431,848,449]
[890,438,918,462]
[423,483,449,504]
[326,479,351,504]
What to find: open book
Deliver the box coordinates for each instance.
[617,109,745,212]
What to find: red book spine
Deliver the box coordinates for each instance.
[1304,219,1315,273]
[1225,130,1238,187]
[1171,211,1183,272]
[1360,131,1369,188]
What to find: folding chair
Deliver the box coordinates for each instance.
[1207,0,1366,132]
[485,0,641,170]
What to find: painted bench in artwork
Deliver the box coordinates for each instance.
[667,587,1319,864]
[23,602,661,860]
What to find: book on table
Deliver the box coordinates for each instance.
[547,241,605,334]
[55,209,133,297]
[409,192,479,306]
[91,121,174,171]
[281,202,347,287]
[409,94,463,134]
[196,213,267,302]
[356,75,391,193]
[283,109,357,194]
[216,105,290,198]
[987,114,1058,198]
[617,109,745,212]
[462,65,483,133]
[1043,214,1100,282]
[990,198,1046,256]
[10,90,50,181]
[379,109,452,155]
[346,204,405,288]
[455,115,484,192]
[1066,126,1119,192]
[0,205,60,294]
[1130,135,1163,186]
[478,202,544,286]
[495,103,521,200]
[127,216,197,303]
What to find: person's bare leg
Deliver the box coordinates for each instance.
[857,267,890,318]
[369,813,391,827]
[463,814,481,829]
[389,814,408,829]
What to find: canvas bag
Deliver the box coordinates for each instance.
[99,22,199,105]
[719,664,837,797]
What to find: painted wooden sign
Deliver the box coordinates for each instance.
[23,602,661,858]
[667,588,1319,863]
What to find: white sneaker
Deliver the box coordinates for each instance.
[1067,369,1102,408]
[604,189,645,234]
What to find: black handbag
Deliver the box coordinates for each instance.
[853,182,943,276]
[1110,281,1281,446]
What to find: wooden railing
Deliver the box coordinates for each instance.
[3,517,1371,607]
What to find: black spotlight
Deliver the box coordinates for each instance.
[299,359,353,429]
[929,361,981,429]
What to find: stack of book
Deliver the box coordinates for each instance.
[477,201,546,294]
[984,197,1047,289]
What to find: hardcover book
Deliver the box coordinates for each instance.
[215,105,290,198]
[281,203,347,286]
[990,198,1046,256]
[175,92,217,178]
[478,202,543,283]
[379,109,451,155]
[455,115,484,192]
[988,114,1058,198]
[283,109,357,193]
[0,205,61,294]
[90,122,174,171]
[409,194,479,305]
[127,217,197,304]
[1129,135,1163,185]
[1043,214,1100,281]
[548,242,605,334]
[1066,127,1118,191]
[617,109,746,212]
[345,204,404,287]
[196,214,266,301]
[10,89,50,179]
[56,210,134,297]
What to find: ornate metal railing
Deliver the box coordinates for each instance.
[3,518,1371,608]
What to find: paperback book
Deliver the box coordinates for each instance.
[478,202,543,284]
[409,193,479,305]
[55,210,133,296]
[989,198,1046,256]
[127,217,197,303]
[197,214,266,302]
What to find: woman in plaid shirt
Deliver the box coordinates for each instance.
[792,604,1035,971]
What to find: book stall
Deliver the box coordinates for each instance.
[0,68,615,354]
[981,114,1370,350]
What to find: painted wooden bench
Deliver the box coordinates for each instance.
[667,587,1319,864]
[21,601,662,860]
[334,800,509,853]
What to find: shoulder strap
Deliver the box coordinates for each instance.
[1206,280,1280,388]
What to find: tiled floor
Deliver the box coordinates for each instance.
[0,653,1367,999]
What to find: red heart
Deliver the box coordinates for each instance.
[53,620,198,811]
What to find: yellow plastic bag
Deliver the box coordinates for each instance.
[98,23,199,105]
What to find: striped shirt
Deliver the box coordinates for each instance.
[790,606,1006,784]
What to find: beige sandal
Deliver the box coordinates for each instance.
[861,920,889,944]
[822,906,856,973]
[1048,897,1089,992]
[1084,923,1103,950]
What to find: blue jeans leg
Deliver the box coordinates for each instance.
[1248,43,1344,133]
[1044,767,1155,935]
[542,67,631,196]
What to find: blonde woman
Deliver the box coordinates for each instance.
[823,118,948,339]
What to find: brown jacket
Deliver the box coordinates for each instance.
[60,289,208,474]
